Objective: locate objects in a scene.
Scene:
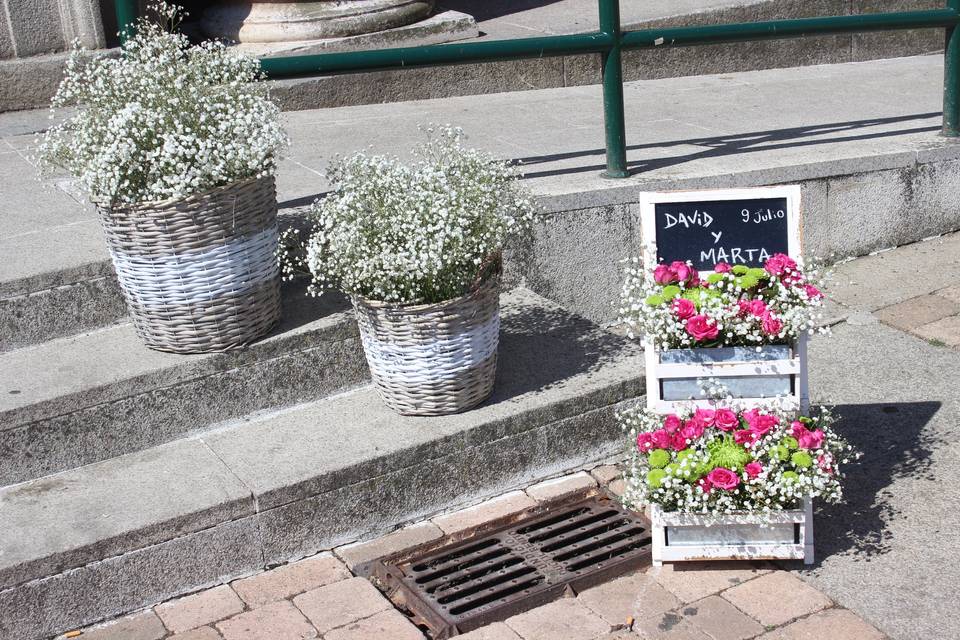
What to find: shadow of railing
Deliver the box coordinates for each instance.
[513,112,943,179]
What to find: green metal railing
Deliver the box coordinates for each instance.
[115,0,960,178]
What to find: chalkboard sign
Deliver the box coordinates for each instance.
[639,186,801,271]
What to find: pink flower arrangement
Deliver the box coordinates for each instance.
[621,253,828,350]
[620,404,855,513]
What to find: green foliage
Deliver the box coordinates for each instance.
[662,285,681,300]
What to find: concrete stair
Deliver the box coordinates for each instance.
[4,52,960,639]
[0,288,644,640]
[0,289,364,485]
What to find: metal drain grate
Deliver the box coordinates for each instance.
[373,495,652,638]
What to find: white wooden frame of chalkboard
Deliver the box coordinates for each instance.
[639,186,809,415]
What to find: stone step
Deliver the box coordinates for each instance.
[0,0,942,113]
[0,288,645,640]
[4,54,960,349]
[0,287,367,485]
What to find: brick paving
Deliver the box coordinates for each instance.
[57,466,887,640]
[873,285,960,347]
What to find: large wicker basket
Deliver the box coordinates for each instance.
[352,270,501,416]
[97,176,281,353]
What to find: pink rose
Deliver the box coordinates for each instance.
[761,311,783,336]
[671,432,689,451]
[685,314,719,342]
[672,298,696,320]
[693,408,716,427]
[764,253,797,277]
[736,300,752,316]
[798,428,825,450]
[745,461,763,478]
[670,261,698,285]
[680,420,705,442]
[706,467,741,490]
[734,429,759,447]
[636,432,655,453]
[747,299,767,317]
[663,414,682,433]
[654,264,676,285]
[743,410,778,436]
[650,429,672,450]
[714,262,732,273]
[714,408,740,431]
[790,420,806,437]
[697,477,712,494]
[804,284,823,300]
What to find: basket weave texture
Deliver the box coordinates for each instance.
[97,176,281,353]
[352,273,500,416]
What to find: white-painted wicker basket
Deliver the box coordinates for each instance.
[96,176,281,354]
[351,267,500,416]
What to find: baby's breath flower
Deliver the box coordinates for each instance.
[282,126,537,304]
[38,2,288,205]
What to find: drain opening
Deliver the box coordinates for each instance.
[372,495,652,639]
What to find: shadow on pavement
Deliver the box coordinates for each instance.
[514,112,942,179]
[813,400,942,563]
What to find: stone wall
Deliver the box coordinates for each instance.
[0,0,105,59]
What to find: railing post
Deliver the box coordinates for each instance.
[945,0,960,135]
[598,0,630,178]
[114,0,137,44]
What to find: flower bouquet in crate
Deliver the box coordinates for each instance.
[620,404,856,565]
[620,254,827,411]
[281,126,536,416]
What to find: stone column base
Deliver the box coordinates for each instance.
[202,0,436,43]
[228,9,477,58]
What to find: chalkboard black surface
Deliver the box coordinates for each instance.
[653,197,790,270]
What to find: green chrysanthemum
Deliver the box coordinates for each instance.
[732,265,749,275]
[662,285,681,300]
[707,273,725,285]
[648,449,671,469]
[647,469,667,488]
[770,445,790,462]
[791,451,813,468]
[682,288,705,304]
[782,471,799,483]
[645,294,665,306]
[782,436,799,450]
[747,267,767,280]
[707,435,751,471]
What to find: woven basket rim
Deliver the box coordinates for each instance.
[93,174,273,213]
[352,259,501,314]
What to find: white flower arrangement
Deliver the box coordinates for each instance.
[281,126,537,304]
[620,252,828,351]
[620,403,857,515]
[38,3,288,205]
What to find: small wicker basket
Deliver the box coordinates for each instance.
[96,176,281,353]
[351,264,501,416]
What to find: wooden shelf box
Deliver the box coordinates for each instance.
[651,498,814,565]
